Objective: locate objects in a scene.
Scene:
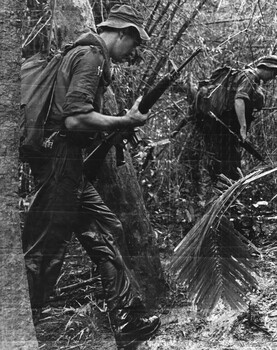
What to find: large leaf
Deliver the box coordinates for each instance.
[169,164,277,315]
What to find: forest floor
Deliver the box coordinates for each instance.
[35,220,277,350]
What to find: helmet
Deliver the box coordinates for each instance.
[256,55,277,69]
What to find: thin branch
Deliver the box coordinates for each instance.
[216,27,248,49]
[22,11,52,49]
[55,276,101,295]
[47,0,56,55]
[204,17,253,25]
[145,0,163,32]
[171,0,208,48]
[99,0,104,22]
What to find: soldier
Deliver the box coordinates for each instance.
[22,4,160,348]
[197,55,277,180]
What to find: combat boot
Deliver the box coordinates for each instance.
[109,308,161,349]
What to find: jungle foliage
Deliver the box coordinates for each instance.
[21,0,277,315]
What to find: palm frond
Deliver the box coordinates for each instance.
[169,164,277,315]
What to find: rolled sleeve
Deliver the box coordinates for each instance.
[234,71,259,103]
[235,79,252,102]
[63,46,104,117]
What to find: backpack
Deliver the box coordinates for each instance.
[20,51,64,161]
[195,65,239,118]
[20,32,111,164]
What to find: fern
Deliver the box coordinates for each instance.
[169,164,277,315]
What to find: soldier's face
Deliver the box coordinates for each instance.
[112,32,140,62]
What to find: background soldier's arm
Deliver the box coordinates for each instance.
[234,98,247,141]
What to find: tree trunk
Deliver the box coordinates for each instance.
[96,150,165,306]
[55,0,96,47]
[95,88,165,306]
[0,1,38,349]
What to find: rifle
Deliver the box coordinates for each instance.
[208,111,264,162]
[84,48,202,181]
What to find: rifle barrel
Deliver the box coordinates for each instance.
[138,48,202,115]
[138,75,172,114]
[176,48,202,74]
[208,111,264,162]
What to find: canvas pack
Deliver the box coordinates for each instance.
[195,65,239,118]
[20,52,64,161]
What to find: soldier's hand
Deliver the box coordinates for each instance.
[125,96,151,127]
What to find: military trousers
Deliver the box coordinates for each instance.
[22,138,141,312]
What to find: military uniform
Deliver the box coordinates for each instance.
[23,31,144,331]
[213,69,264,180]
[202,68,264,180]
[22,4,161,347]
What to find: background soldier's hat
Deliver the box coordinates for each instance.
[97,4,150,41]
[256,55,277,69]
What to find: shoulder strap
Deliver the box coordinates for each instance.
[43,54,64,127]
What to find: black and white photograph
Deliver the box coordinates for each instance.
[1,0,277,349]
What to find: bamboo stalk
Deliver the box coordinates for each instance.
[145,0,163,32]
[144,0,208,92]
[148,0,171,36]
